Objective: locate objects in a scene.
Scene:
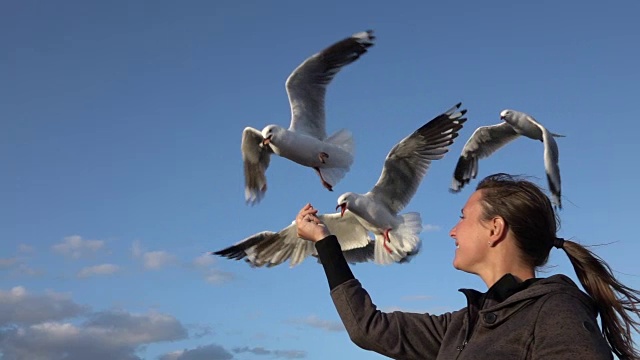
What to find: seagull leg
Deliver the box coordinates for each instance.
[383,229,392,254]
[318,152,329,164]
[313,167,333,191]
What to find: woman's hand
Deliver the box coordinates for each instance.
[296,203,330,242]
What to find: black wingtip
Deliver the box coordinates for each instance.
[211,247,245,260]
[364,30,375,43]
[445,102,464,116]
[211,249,234,258]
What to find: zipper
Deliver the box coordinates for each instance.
[454,313,472,359]
[456,340,468,351]
[455,289,485,358]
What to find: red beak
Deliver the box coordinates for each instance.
[262,137,271,147]
[336,203,346,217]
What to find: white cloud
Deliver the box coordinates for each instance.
[0,257,40,277]
[273,350,306,359]
[233,346,306,359]
[83,310,187,344]
[131,241,176,270]
[189,324,213,338]
[160,344,233,360]
[423,224,441,232]
[160,351,184,360]
[190,255,234,285]
[52,235,104,259]
[15,263,40,276]
[143,251,176,270]
[159,343,307,360]
[0,286,88,326]
[0,257,18,269]
[18,244,35,253]
[0,294,188,360]
[77,264,120,278]
[204,269,235,284]
[193,253,215,268]
[131,240,144,258]
[288,315,344,332]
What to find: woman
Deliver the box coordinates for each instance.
[295,173,640,359]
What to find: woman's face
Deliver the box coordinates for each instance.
[449,190,492,274]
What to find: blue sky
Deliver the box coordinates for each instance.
[1,1,639,359]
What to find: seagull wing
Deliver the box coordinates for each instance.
[528,117,562,209]
[369,103,467,214]
[286,30,374,139]
[450,122,520,192]
[241,127,273,205]
[213,211,373,268]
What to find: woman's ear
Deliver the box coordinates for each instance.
[489,216,507,244]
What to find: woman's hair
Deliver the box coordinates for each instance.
[476,173,640,360]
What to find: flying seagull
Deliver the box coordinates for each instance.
[450,109,563,209]
[241,30,375,205]
[214,103,467,267]
[336,103,467,264]
[211,214,376,268]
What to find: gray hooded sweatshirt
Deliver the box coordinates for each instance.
[316,235,613,360]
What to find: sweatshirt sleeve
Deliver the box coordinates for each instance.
[531,293,613,359]
[330,278,455,360]
[314,235,355,290]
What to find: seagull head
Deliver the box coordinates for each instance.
[499,109,512,121]
[260,125,277,147]
[336,193,354,217]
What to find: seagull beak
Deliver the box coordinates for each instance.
[336,203,347,217]
[262,136,271,147]
[500,115,505,121]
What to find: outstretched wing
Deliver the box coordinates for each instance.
[241,127,273,205]
[286,30,375,139]
[212,224,313,268]
[320,211,372,252]
[340,242,375,264]
[529,117,562,209]
[450,122,520,192]
[212,211,373,268]
[368,103,467,214]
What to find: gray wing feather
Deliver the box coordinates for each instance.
[286,30,374,139]
[212,211,373,268]
[368,103,467,214]
[318,211,374,264]
[341,243,375,264]
[212,224,313,268]
[450,122,520,192]
[541,127,562,209]
[320,212,372,251]
[241,127,273,205]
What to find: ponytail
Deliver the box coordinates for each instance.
[561,241,640,360]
